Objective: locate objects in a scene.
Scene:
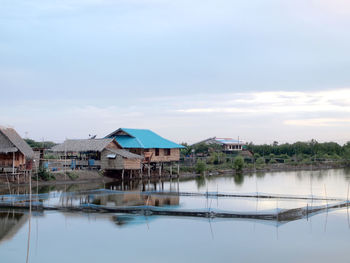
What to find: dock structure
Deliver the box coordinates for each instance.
[105,128,184,178]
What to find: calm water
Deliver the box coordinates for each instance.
[1,169,350,263]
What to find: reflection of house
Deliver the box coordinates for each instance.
[93,192,179,207]
[0,127,34,174]
[105,128,184,164]
[51,138,142,171]
[193,137,246,152]
[0,211,28,244]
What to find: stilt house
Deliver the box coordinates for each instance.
[105,128,184,164]
[0,127,34,174]
[51,138,142,171]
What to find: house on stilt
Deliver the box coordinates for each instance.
[0,127,34,180]
[105,128,185,176]
[50,138,143,176]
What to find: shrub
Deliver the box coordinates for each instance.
[67,171,79,180]
[36,168,56,181]
[233,156,244,172]
[269,159,277,164]
[195,160,206,174]
[256,157,265,165]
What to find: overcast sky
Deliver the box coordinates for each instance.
[1,0,350,144]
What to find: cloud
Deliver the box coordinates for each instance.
[1,88,350,144]
[177,89,350,115]
[284,118,350,127]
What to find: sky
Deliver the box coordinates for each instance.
[1,0,350,144]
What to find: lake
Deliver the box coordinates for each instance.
[1,168,350,263]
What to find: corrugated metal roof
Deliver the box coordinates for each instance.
[51,139,115,152]
[106,128,185,149]
[215,138,242,145]
[106,148,143,159]
[0,128,34,158]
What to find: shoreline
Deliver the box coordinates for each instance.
[0,162,348,190]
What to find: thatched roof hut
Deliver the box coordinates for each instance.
[51,138,119,153]
[0,127,34,159]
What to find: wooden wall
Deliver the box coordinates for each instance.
[144,148,180,163]
[0,152,26,169]
[101,149,141,170]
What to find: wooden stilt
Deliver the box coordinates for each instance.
[170,162,173,177]
[12,152,15,175]
[159,163,162,177]
[122,169,125,181]
[148,165,151,178]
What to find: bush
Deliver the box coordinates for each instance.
[233,156,244,172]
[256,157,265,165]
[269,159,277,164]
[195,160,206,174]
[36,168,56,181]
[67,171,79,180]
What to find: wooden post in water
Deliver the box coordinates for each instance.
[12,152,15,175]
[122,169,125,181]
[148,165,151,178]
[170,162,173,177]
[159,163,162,177]
[177,162,180,178]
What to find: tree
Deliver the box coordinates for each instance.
[194,143,210,155]
[233,156,244,172]
[180,143,193,157]
[24,138,56,149]
[195,160,206,174]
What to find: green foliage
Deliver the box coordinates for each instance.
[66,171,79,180]
[269,158,277,164]
[180,143,193,157]
[180,166,195,173]
[255,157,265,165]
[194,143,210,155]
[247,140,343,158]
[253,153,261,160]
[36,168,56,181]
[195,160,206,174]
[233,156,244,172]
[209,152,226,165]
[25,138,56,149]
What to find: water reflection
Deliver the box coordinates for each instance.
[0,210,28,244]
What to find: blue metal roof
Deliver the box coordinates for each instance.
[215,138,242,145]
[106,128,185,149]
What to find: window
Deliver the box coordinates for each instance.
[165,149,171,156]
[155,148,160,156]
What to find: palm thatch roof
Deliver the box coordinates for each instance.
[51,138,116,152]
[0,127,34,159]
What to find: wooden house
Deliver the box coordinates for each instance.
[51,138,142,172]
[0,127,34,174]
[105,128,185,165]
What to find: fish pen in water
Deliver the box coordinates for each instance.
[0,189,349,224]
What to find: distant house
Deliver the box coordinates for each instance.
[105,128,185,164]
[0,127,34,174]
[193,137,246,152]
[51,138,142,171]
